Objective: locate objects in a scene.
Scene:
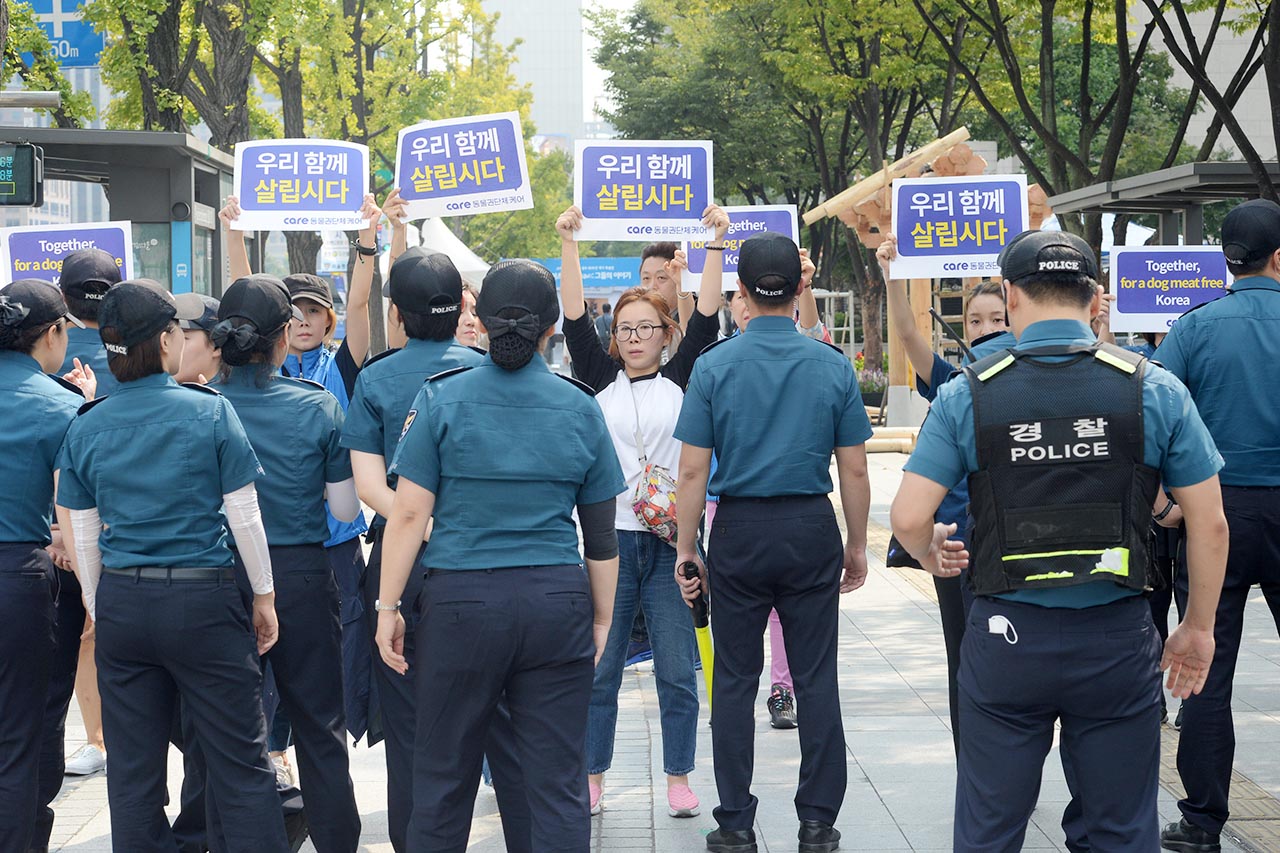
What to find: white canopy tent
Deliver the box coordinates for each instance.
[378,218,491,288]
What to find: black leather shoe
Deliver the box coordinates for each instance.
[1160,818,1221,853]
[799,820,841,852]
[706,828,757,853]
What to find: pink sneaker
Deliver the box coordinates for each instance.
[667,783,700,818]
[589,781,603,816]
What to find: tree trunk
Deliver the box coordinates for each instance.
[285,232,322,274]
[184,0,254,150]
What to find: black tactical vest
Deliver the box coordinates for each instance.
[963,342,1160,596]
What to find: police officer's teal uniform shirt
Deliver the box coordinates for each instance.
[340,338,483,524]
[215,367,352,546]
[389,355,626,571]
[0,351,82,544]
[1154,275,1280,486]
[906,319,1223,608]
[60,326,117,396]
[675,314,872,497]
[56,374,264,568]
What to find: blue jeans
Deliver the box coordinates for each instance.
[587,530,698,776]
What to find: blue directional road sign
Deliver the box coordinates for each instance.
[30,0,104,68]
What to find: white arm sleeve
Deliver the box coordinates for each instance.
[223,483,274,595]
[69,507,103,621]
[324,477,362,523]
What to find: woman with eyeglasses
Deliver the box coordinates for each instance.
[555,203,727,819]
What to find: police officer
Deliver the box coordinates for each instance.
[174,292,222,384]
[673,231,873,853]
[339,247,495,852]
[1156,199,1280,853]
[374,259,626,853]
[0,279,83,851]
[890,230,1229,852]
[57,247,122,395]
[198,274,363,851]
[53,279,290,853]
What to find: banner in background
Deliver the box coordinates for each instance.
[394,112,532,220]
[682,205,798,292]
[1110,246,1228,333]
[890,174,1028,279]
[0,220,132,286]
[573,140,713,242]
[232,139,369,231]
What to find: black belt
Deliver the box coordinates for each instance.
[718,494,825,503]
[103,567,235,582]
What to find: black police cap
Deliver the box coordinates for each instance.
[60,248,123,301]
[476,260,559,342]
[997,230,1099,283]
[0,278,85,331]
[217,274,302,334]
[174,292,220,332]
[737,232,802,297]
[383,247,464,317]
[1221,199,1280,268]
[98,279,178,354]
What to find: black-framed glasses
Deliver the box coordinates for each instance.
[614,322,658,342]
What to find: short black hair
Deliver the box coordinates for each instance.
[65,292,102,323]
[641,242,678,263]
[1226,255,1271,278]
[103,322,172,383]
[602,302,611,314]
[399,307,458,342]
[1007,245,1097,308]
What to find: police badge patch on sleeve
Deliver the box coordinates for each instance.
[400,409,417,440]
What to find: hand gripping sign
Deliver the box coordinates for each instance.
[682,205,799,292]
[393,111,533,221]
[0,220,132,285]
[890,174,1029,279]
[573,140,714,242]
[1109,246,1228,333]
[231,139,370,231]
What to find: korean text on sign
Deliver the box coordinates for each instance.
[573,140,714,242]
[393,111,533,220]
[889,174,1029,280]
[682,205,799,292]
[232,139,370,231]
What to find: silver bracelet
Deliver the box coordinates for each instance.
[374,599,401,612]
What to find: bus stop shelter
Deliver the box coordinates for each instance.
[0,127,237,295]
[1047,160,1280,244]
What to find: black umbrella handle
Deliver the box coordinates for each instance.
[680,561,709,628]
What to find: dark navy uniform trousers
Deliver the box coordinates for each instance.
[407,564,594,853]
[706,494,847,832]
[94,570,288,853]
[364,535,533,853]
[34,561,82,852]
[1175,485,1280,835]
[0,544,57,852]
[955,595,1163,852]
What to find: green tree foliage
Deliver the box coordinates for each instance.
[4,1,94,127]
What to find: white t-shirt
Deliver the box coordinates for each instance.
[595,370,686,530]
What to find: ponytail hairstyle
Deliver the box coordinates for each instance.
[212,274,297,385]
[477,260,560,372]
[607,286,681,362]
[213,317,286,385]
[0,317,50,355]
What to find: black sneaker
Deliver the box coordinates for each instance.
[1172,701,1184,731]
[767,683,797,729]
[706,827,757,852]
[1160,818,1220,852]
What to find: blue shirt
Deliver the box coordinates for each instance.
[61,326,117,397]
[56,374,264,568]
[906,319,1223,608]
[341,338,484,525]
[0,351,82,545]
[389,356,626,570]
[213,367,352,546]
[675,315,872,497]
[1154,276,1280,486]
[282,344,367,545]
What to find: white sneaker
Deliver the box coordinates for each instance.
[64,744,106,776]
[272,754,294,788]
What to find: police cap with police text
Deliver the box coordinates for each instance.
[997,230,1099,283]
[0,278,85,331]
[98,279,178,353]
[1221,199,1280,268]
[383,247,464,316]
[737,232,802,296]
[59,248,123,303]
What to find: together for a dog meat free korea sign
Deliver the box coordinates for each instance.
[231,139,370,231]
[681,205,799,292]
[393,112,533,221]
[573,140,714,243]
[1109,246,1228,333]
[0,221,131,285]
[889,174,1029,280]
